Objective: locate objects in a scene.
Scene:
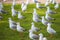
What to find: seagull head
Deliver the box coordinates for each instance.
[31,22,34,25]
[56,2,59,5]
[33,8,37,15]
[41,16,44,19]
[43,37,47,40]
[47,23,51,27]
[21,1,26,5]
[39,33,43,37]
[33,8,36,12]
[47,6,50,10]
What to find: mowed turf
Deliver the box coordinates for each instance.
[0,4,60,40]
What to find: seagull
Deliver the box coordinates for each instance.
[33,9,41,22]
[22,3,27,12]
[0,2,7,14]
[17,11,24,19]
[47,23,56,37]
[16,22,25,32]
[45,12,55,21]
[36,2,40,9]
[8,18,17,25]
[8,18,17,30]
[12,0,16,6]
[39,33,43,40]
[11,6,18,17]
[30,22,40,32]
[36,2,45,9]
[29,30,39,40]
[52,0,56,4]
[21,1,25,9]
[43,37,47,40]
[0,2,5,13]
[45,1,49,6]
[0,2,3,9]
[46,6,56,14]
[54,2,59,9]
[41,16,49,25]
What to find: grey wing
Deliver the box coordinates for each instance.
[15,10,18,14]
[50,11,56,14]
[37,15,41,18]
[1,10,7,14]
[32,34,39,39]
[12,21,17,25]
[51,28,56,34]
[48,16,53,20]
[35,27,40,31]
[36,19,41,22]
[39,6,45,8]
[45,21,49,25]
[11,25,17,29]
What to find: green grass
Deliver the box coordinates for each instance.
[0,4,60,40]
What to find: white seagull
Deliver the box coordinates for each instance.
[0,2,3,13]
[8,18,17,30]
[29,30,39,40]
[45,0,49,6]
[11,6,17,17]
[18,11,24,19]
[0,2,7,14]
[31,22,40,32]
[45,12,55,21]
[46,6,56,14]
[21,2,25,9]
[52,0,56,4]
[12,0,16,6]
[41,16,49,25]
[43,37,47,40]
[22,3,27,12]
[36,2,40,9]
[54,2,59,9]
[39,33,43,40]
[47,23,56,37]
[33,9,41,22]
[16,22,25,32]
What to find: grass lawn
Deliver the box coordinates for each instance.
[0,4,60,40]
